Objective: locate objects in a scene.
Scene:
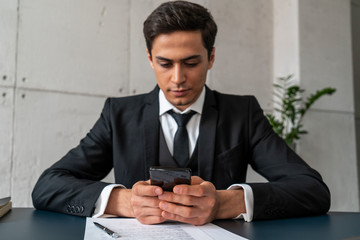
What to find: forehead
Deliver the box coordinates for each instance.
[151,31,206,58]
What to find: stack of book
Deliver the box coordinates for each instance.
[0,197,12,218]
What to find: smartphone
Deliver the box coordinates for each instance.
[149,166,191,191]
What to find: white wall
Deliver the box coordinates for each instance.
[0,0,358,211]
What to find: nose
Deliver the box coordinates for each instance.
[171,64,186,84]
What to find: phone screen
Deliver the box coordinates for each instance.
[149,166,191,191]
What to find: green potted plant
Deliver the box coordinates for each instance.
[266,74,336,150]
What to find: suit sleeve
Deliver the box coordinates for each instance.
[32,98,115,217]
[246,97,330,220]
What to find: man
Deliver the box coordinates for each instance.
[32,1,330,226]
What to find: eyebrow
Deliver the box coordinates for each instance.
[155,55,201,62]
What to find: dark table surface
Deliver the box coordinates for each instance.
[1,208,360,240]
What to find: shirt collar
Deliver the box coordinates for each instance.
[159,87,205,116]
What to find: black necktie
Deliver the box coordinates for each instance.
[168,110,196,167]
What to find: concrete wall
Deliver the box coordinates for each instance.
[0,0,17,200]
[0,0,358,211]
[299,0,358,211]
[352,0,360,209]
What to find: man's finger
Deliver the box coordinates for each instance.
[131,195,162,208]
[161,212,208,226]
[158,191,195,206]
[132,206,163,217]
[136,215,167,225]
[159,201,206,219]
[190,176,204,185]
[132,181,163,196]
[173,181,215,197]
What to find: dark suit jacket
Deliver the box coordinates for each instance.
[32,86,330,220]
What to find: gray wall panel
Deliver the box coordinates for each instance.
[208,0,273,109]
[298,0,358,210]
[352,0,360,118]
[0,0,17,199]
[16,0,130,97]
[12,89,106,206]
[128,0,164,95]
[0,88,13,198]
[299,0,354,112]
[0,0,17,87]
[301,110,359,211]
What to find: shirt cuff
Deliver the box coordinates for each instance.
[92,184,125,218]
[227,184,254,222]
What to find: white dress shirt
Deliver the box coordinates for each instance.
[93,87,254,222]
[158,88,203,157]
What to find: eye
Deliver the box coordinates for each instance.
[184,62,199,67]
[159,62,172,68]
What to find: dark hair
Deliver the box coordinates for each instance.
[143,0,217,60]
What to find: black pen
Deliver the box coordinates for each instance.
[93,222,120,238]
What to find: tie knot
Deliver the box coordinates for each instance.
[168,110,196,127]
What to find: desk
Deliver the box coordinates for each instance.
[1,208,360,240]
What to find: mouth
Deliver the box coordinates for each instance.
[170,88,190,97]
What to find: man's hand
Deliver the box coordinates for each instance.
[105,180,166,225]
[131,180,166,224]
[158,176,217,225]
[157,176,246,226]
[105,177,246,226]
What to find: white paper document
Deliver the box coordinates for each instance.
[84,218,248,240]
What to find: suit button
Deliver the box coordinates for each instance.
[76,206,82,213]
[67,205,71,213]
[80,206,84,213]
[71,206,76,213]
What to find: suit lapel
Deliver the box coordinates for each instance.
[198,87,218,181]
[143,86,160,179]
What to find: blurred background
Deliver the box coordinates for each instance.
[0,0,359,212]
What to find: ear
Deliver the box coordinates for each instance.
[208,47,215,70]
[146,49,154,69]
